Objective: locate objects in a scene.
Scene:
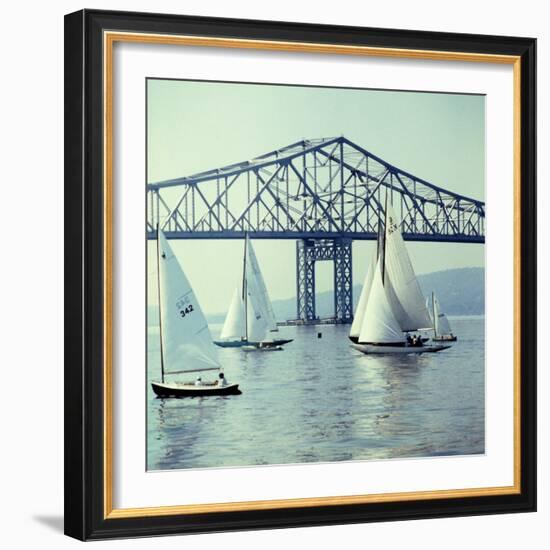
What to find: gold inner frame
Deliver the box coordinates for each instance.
[103,31,522,520]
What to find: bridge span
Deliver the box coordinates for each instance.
[147,136,485,323]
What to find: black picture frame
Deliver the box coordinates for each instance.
[64,9,536,541]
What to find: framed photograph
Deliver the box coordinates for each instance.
[64,9,536,540]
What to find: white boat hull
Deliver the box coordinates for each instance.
[351,343,451,355]
[242,344,283,352]
[432,335,458,342]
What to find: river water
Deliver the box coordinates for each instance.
[147,316,484,470]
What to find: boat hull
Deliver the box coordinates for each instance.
[213,340,249,348]
[351,343,451,355]
[242,345,283,352]
[214,338,293,348]
[151,381,241,397]
[348,335,429,344]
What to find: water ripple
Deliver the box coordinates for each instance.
[147,317,485,470]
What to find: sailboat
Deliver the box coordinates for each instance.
[214,234,293,350]
[151,229,241,397]
[351,202,450,355]
[429,291,457,342]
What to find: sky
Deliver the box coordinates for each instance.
[146,79,485,315]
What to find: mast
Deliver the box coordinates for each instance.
[156,226,165,384]
[242,232,248,341]
[376,213,380,259]
[381,194,388,286]
[432,291,437,338]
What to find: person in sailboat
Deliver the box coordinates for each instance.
[218,372,228,387]
[195,376,203,387]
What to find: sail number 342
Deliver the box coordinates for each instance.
[176,296,194,318]
[179,304,194,318]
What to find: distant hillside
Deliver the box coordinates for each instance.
[148,267,484,324]
[417,268,484,316]
[269,267,484,319]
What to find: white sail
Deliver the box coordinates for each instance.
[358,258,404,344]
[220,287,245,340]
[350,253,376,338]
[434,294,452,336]
[245,236,278,332]
[384,202,432,331]
[157,230,220,373]
[245,268,269,342]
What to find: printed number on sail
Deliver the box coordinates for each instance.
[179,304,194,318]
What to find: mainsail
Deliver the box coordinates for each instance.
[350,253,376,338]
[220,287,245,340]
[245,235,278,332]
[358,258,404,344]
[244,253,270,341]
[433,293,452,336]
[383,202,432,331]
[157,229,220,377]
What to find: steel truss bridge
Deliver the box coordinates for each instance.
[147,136,485,323]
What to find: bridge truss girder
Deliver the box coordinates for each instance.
[296,238,353,323]
[147,136,485,244]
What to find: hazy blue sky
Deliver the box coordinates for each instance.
[147,79,485,315]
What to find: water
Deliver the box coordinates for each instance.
[147,317,485,470]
